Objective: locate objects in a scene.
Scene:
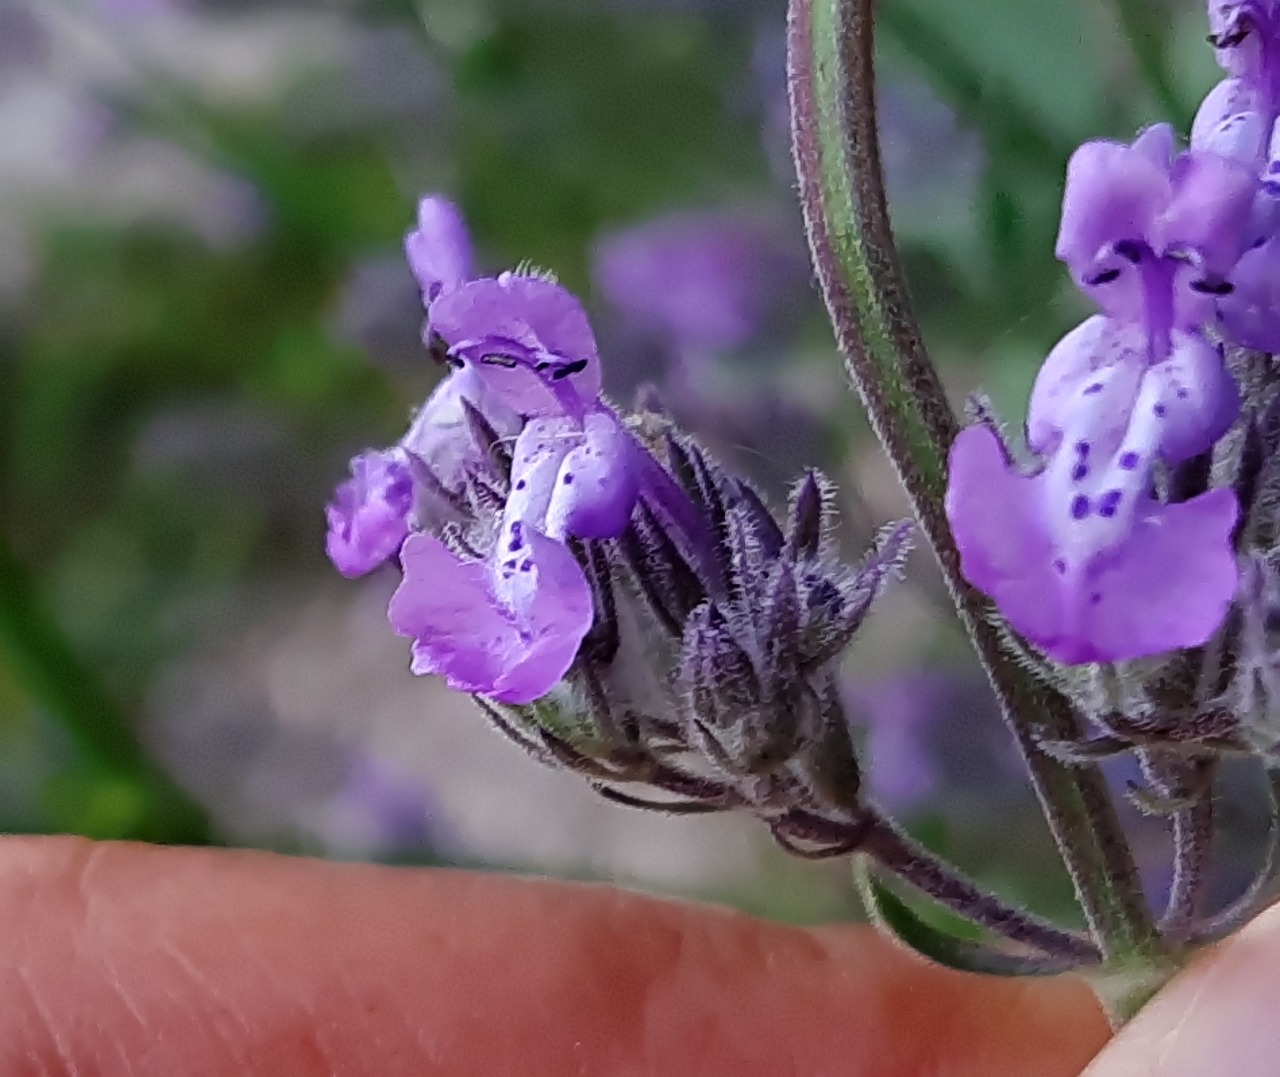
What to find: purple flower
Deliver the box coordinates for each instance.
[1206,1,1280,80]
[389,268,643,702]
[949,419,1239,667]
[592,212,785,355]
[389,524,595,703]
[947,129,1249,665]
[325,450,415,578]
[428,273,604,418]
[1189,4,1280,349]
[390,402,640,704]
[1056,126,1256,329]
[323,365,517,577]
[405,196,473,302]
[948,313,1241,662]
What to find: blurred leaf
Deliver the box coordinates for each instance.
[1110,0,1196,124]
[879,0,1083,169]
[453,9,766,285]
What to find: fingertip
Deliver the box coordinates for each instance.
[0,838,1108,1076]
[1086,902,1280,1076]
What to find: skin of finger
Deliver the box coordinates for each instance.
[1084,900,1280,1076]
[0,836,1108,1077]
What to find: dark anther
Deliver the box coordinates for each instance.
[551,358,590,380]
[1208,22,1252,48]
[480,353,520,369]
[1190,278,1235,296]
[1086,267,1122,286]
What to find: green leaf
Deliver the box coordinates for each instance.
[856,860,1081,977]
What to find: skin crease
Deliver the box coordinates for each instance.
[0,837,1269,1076]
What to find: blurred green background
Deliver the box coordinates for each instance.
[2,0,1251,923]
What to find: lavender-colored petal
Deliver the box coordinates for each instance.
[503,409,638,541]
[1083,490,1240,661]
[428,275,603,414]
[1192,79,1266,160]
[325,449,414,577]
[1219,233,1280,350]
[947,427,1066,649]
[1162,151,1257,276]
[405,196,473,302]
[403,365,519,483]
[948,425,1240,664]
[1208,1,1274,78]
[1144,330,1241,463]
[1026,316,1144,455]
[390,530,592,703]
[1055,137,1171,280]
[545,410,640,539]
[1132,122,1176,170]
[1029,318,1237,467]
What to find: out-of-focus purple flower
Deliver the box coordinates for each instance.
[405,195,473,303]
[849,672,1020,814]
[593,212,786,356]
[319,751,437,858]
[948,129,1249,665]
[849,676,940,809]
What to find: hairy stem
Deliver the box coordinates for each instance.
[1145,754,1215,935]
[863,814,1101,963]
[786,0,1163,975]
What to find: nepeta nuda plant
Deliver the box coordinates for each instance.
[328,0,1280,1024]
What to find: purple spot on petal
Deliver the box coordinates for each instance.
[1084,382,1104,396]
[1119,452,1140,470]
[1072,463,1089,482]
[1098,490,1123,518]
[1089,592,1102,606]
[1154,403,1167,418]
[1071,494,1090,520]
[515,479,527,491]
[1075,441,1090,458]
[562,473,575,485]
[1053,558,1067,574]
[1177,388,1189,399]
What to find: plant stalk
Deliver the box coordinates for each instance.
[785,0,1165,983]
[863,813,1101,963]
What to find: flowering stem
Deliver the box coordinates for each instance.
[1152,754,1216,935]
[0,532,212,844]
[862,814,1102,964]
[785,0,1164,984]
